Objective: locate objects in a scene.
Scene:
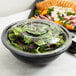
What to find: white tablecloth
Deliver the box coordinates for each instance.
[0,10,76,76]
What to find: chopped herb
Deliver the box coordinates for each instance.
[74,26,76,30]
[63,20,69,27]
[47,7,54,15]
[67,12,76,16]
[57,12,64,21]
[34,10,40,15]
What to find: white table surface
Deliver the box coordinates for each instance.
[0,0,35,16]
[0,9,76,76]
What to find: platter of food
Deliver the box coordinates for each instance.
[29,0,76,32]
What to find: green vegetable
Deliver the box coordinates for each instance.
[7,22,65,54]
[57,12,64,21]
[21,25,28,32]
[34,10,40,15]
[47,7,54,15]
[8,33,16,41]
[39,44,48,52]
[12,27,23,35]
[24,36,32,44]
[35,47,40,54]
[74,26,76,30]
[56,36,64,47]
[67,12,76,16]
[35,40,45,46]
[63,20,69,27]
[11,42,23,50]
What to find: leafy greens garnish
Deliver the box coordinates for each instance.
[34,10,40,15]
[47,7,54,15]
[67,12,76,16]
[7,22,65,54]
[57,12,64,21]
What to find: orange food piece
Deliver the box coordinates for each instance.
[36,0,76,11]
[54,20,63,25]
[39,10,42,13]
[65,24,74,29]
[41,10,48,15]
[30,17,35,19]
[54,21,74,29]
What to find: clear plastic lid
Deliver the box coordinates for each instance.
[14,19,66,45]
[9,19,66,46]
[7,19,70,54]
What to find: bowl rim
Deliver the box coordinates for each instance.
[1,19,72,57]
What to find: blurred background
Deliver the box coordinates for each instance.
[0,0,35,16]
[0,0,76,17]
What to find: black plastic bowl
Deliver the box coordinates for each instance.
[1,19,72,65]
